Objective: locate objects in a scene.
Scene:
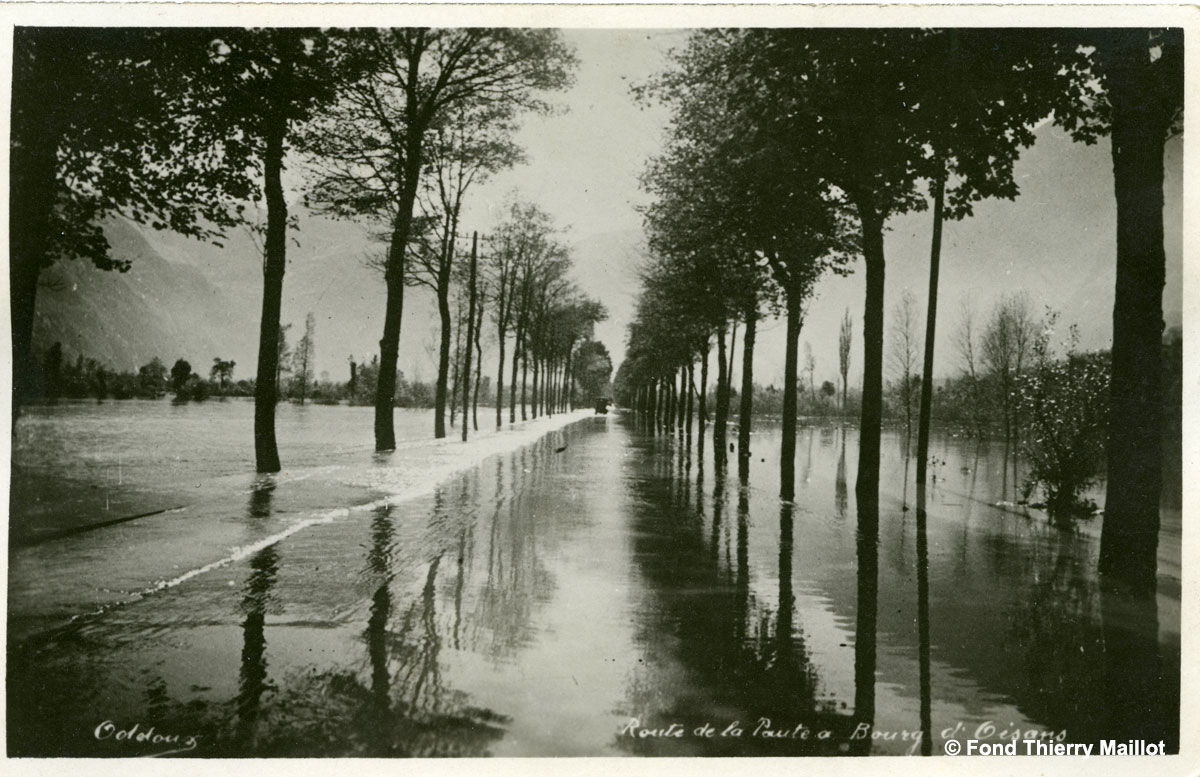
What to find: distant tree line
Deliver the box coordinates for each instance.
[27,318,614,416]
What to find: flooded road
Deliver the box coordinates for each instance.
[7,410,1180,757]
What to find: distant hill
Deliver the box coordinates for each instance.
[32,218,256,374]
[140,207,440,384]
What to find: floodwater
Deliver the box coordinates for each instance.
[6,404,1181,757]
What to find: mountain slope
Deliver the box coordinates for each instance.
[32,218,255,374]
[139,208,442,383]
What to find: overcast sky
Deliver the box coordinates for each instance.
[461,29,682,238]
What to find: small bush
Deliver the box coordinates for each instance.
[1015,319,1109,519]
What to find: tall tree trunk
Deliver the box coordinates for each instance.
[699,340,709,426]
[509,323,522,424]
[563,343,574,411]
[673,372,681,429]
[531,353,539,419]
[856,203,887,497]
[685,361,695,436]
[678,366,687,432]
[376,132,424,451]
[675,366,683,430]
[560,357,568,411]
[473,276,484,432]
[539,358,546,417]
[555,358,562,414]
[728,320,738,394]
[667,376,674,427]
[9,255,42,429]
[664,377,671,427]
[461,233,477,442]
[8,131,57,424]
[9,79,59,428]
[449,295,462,428]
[520,341,529,421]
[254,106,289,473]
[714,325,729,467]
[916,168,945,490]
[496,328,507,429]
[1098,36,1173,592]
[434,266,452,438]
[666,372,676,429]
[737,305,757,481]
[781,291,802,500]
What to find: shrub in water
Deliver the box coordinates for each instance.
[1015,318,1110,519]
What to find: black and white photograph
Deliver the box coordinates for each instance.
[3,2,1193,770]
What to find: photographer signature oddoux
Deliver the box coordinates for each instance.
[94,720,200,756]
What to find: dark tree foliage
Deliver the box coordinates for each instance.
[10,28,255,426]
[170,359,193,395]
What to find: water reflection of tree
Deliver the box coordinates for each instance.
[247,474,276,518]
[219,496,507,757]
[471,465,545,660]
[1003,535,1177,750]
[801,427,816,486]
[915,487,932,756]
[617,445,858,756]
[467,430,596,665]
[235,542,280,749]
[853,493,879,743]
[1099,581,1176,750]
[835,427,848,519]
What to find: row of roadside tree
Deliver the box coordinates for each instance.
[612,28,1180,592]
[12,28,608,465]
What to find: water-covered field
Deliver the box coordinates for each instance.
[6,403,1180,756]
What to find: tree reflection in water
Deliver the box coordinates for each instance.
[1100,579,1177,750]
[219,485,509,757]
[835,426,848,519]
[853,491,879,746]
[617,438,862,756]
[236,541,280,749]
[915,482,932,756]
